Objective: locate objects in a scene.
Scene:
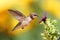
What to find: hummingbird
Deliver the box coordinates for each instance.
[8,9,38,31]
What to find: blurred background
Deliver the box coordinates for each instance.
[0,0,60,40]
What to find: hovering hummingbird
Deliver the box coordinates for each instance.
[8,9,38,31]
[39,12,47,23]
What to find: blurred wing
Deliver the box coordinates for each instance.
[12,22,21,31]
[12,22,25,31]
[8,9,26,21]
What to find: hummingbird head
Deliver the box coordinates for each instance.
[30,12,38,19]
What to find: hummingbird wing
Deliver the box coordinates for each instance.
[8,9,26,22]
[12,22,22,31]
[8,9,26,31]
[12,21,26,31]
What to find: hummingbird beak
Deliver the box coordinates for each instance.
[37,15,41,18]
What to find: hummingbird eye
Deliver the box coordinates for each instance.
[34,15,37,16]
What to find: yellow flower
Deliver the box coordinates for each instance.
[41,0,60,19]
[0,0,17,13]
